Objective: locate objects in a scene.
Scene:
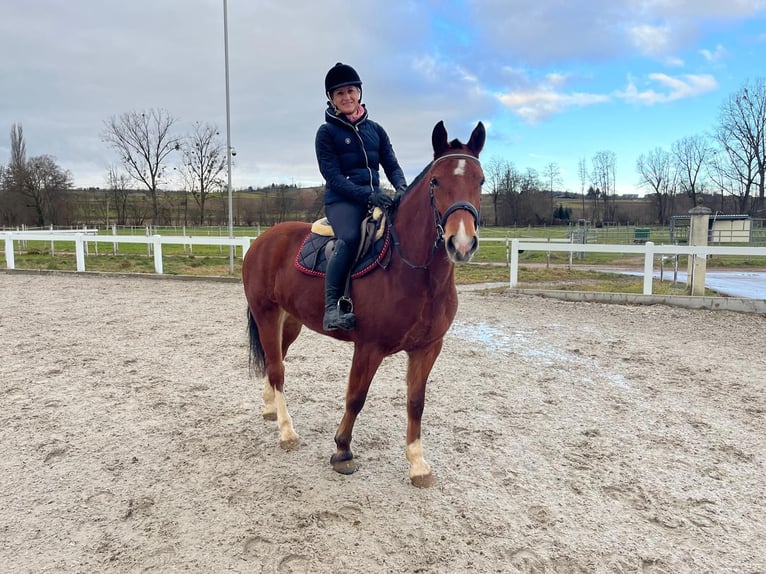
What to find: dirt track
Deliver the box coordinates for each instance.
[1,272,764,573]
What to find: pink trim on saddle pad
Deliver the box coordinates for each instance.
[294,229,391,279]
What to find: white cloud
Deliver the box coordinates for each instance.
[616,73,718,105]
[628,24,673,57]
[545,72,570,87]
[470,0,765,63]
[498,88,610,123]
[700,44,728,62]
[663,56,686,67]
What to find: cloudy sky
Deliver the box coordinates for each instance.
[1,0,765,195]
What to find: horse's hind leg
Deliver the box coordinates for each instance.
[261,377,277,420]
[261,314,302,422]
[258,310,301,450]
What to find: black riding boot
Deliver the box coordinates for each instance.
[323,239,356,331]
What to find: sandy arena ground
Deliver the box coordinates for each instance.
[1,272,764,573]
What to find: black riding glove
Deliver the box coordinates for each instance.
[369,192,394,212]
[392,185,407,208]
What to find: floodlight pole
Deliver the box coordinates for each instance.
[223,0,234,274]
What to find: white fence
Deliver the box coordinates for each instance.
[1,231,253,275]
[481,237,766,296]
[2,232,766,296]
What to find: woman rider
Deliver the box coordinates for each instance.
[315,62,408,331]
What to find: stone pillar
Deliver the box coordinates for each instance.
[687,200,711,296]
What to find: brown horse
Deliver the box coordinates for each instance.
[242,120,485,487]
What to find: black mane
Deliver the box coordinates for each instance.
[407,163,432,193]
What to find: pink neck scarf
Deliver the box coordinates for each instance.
[344,104,364,123]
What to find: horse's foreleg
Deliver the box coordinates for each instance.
[404,340,443,488]
[331,344,384,475]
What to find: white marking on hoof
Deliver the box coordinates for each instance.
[274,390,299,449]
[406,439,433,487]
[262,377,277,420]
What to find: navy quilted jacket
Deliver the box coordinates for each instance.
[315,105,407,206]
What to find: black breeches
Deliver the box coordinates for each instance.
[325,201,367,255]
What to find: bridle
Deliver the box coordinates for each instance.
[390,153,482,269]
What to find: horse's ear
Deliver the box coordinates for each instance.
[468,122,485,156]
[432,120,449,158]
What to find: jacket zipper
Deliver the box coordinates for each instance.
[353,122,375,195]
[339,113,374,195]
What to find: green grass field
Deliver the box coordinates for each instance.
[3,224,763,297]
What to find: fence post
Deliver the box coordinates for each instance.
[509,238,520,288]
[75,233,86,272]
[153,235,163,274]
[687,201,711,296]
[4,233,15,270]
[241,237,252,259]
[642,241,654,295]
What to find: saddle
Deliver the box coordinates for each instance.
[295,207,391,278]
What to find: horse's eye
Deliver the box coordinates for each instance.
[479,178,486,186]
[430,177,439,187]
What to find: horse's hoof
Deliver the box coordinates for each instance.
[279,436,300,451]
[410,471,434,488]
[332,459,358,475]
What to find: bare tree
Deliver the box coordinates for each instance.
[4,124,72,226]
[0,164,10,226]
[542,161,561,222]
[591,150,616,222]
[578,157,588,217]
[106,167,133,226]
[672,135,711,207]
[5,124,27,196]
[484,156,508,226]
[179,122,226,225]
[10,124,26,173]
[707,146,754,214]
[102,109,180,222]
[18,155,73,226]
[587,185,601,221]
[636,147,677,224]
[714,78,766,216]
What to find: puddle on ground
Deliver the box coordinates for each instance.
[448,320,633,391]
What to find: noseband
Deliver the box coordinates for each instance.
[392,153,481,269]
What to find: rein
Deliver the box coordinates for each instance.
[390,153,481,270]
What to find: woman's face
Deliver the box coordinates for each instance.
[331,86,360,115]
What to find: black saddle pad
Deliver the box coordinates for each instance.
[295,227,391,278]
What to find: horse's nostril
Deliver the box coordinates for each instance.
[446,234,477,263]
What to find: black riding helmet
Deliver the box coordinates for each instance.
[325,62,363,101]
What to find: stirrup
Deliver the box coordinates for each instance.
[338,296,354,314]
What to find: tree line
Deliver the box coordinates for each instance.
[2,78,765,228]
[0,110,231,228]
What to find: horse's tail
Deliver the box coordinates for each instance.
[247,308,267,377]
